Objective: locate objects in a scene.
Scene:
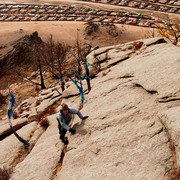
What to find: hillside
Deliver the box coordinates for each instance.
[1,37,180,180]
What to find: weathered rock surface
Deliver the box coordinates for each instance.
[1,38,180,180]
[57,39,180,179]
[0,121,37,167]
[10,115,63,180]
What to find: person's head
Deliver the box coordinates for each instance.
[61,103,69,115]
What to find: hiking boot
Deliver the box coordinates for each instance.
[82,116,88,120]
[69,128,76,134]
[62,137,69,145]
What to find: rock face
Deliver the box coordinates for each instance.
[56,38,180,179]
[0,31,43,77]
[1,38,180,180]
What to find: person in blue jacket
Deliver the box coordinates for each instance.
[57,103,88,144]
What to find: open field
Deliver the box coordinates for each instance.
[0,21,153,45]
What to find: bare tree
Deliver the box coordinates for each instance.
[15,31,46,89]
[55,42,71,91]
[43,34,55,75]
[157,16,180,45]
[73,33,92,93]
[42,35,71,91]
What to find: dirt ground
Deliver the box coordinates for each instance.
[0,21,154,47]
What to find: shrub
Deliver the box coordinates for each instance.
[0,166,13,180]
[13,111,19,119]
[0,93,6,105]
[45,106,56,115]
[19,109,24,114]
[167,167,180,180]
[133,41,143,51]
[157,18,180,45]
[35,100,41,106]
[35,86,41,91]
[35,111,44,123]
[102,72,107,77]
[66,84,70,88]
[64,77,69,82]
[40,118,50,130]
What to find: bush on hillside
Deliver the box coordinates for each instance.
[35,111,44,123]
[0,166,13,180]
[35,99,42,106]
[0,93,6,105]
[157,17,180,45]
[45,106,56,115]
[13,111,19,119]
[167,167,180,180]
[40,118,50,130]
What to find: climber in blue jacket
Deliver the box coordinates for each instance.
[57,103,88,144]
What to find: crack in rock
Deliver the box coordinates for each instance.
[0,121,29,141]
[150,127,163,138]
[133,83,158,95]
[158,116,178,175]
[107,56,129,68]
[158,97,180,103]
[146,38,166,47]
[120,75,134,79]
[10,125,46,168]
[52,145,67,180]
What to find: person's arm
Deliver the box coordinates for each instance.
[57,112,70,131]
[69,108,84,119]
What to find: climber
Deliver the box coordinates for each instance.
[56,103,88,144]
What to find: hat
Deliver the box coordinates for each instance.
[61,103,69,110]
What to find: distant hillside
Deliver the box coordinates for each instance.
[0,31,43,78]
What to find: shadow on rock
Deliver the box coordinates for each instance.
[72,121,88,135]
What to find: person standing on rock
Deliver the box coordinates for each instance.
[56,103,88,144]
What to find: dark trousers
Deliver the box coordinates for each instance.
[58,124,67,141]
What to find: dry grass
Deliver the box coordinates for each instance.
[45,106,56,115]
[10,145,30,167]
[35,111,44,123]
[0,166,13,180]
[132,41,143,51]
[35,99,42,106]
[40,118,50,130]
[13,111,19,119]
[167,167,180,180]
[64,77,69,82]
[19,109,24,114]
[66,84,70,88]
[102,72,107,77]
[0,92,6,105]
[35,86,41,91]
[158,116,179,179]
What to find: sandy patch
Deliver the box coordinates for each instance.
[0,21,154,47]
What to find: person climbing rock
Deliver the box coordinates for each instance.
[56,103,88,144]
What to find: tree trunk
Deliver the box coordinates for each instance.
[86,78,91,93]
[39,61,46,89]
[8,115,29,145]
